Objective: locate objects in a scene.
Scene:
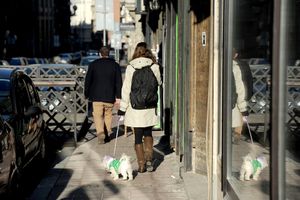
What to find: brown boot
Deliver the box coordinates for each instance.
[135,144,146,173]
[144,136,154,172]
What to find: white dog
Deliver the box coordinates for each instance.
[102,153,133,181]
[239,154,268,181]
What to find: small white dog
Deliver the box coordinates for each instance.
[102,153,133,181]
[239,154,268,181]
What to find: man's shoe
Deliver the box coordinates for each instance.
[232,134,241,145]
[104,133,111,143]
[98,134,106,144]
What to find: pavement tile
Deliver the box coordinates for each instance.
[130,191,188,200]
[64,180,82,187]
[31,127,207,200]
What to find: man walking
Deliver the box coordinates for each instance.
[84,46,122,144]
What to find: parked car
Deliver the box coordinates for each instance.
[27,58,40,65]
[0,60,9,66]
[0,115,17,196]
[9,57,28,66]
[248,58,269,65]
[58,53,73,64]
[0,68,45,196]
[79,56,99,66]
[72,51,83,64]
[86,49,99,56]
[38,58,49,64]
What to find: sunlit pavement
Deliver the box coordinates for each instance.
[29,114,207,200]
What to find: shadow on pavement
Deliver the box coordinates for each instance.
[60,180,128,199]
[152,135,174,171]
[38,168,73,200]
[154,135,174,155]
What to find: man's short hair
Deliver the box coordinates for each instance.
[100,46,110,57]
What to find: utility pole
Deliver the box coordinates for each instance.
[103,0,106,46]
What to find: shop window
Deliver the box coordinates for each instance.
[227,0,272,199]
[225,0,300,199]
[285,1,300,199]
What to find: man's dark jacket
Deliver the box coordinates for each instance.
[84,58,122,103]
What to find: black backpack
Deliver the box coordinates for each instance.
[130,64,158,109]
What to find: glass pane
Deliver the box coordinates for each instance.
[230,0,271,198]
[285,0,300,198]
[0,79,12,115]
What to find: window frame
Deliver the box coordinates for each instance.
[222,0,289,199]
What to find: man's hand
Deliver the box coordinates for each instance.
[114,99,121,109]
[115,98,121,105]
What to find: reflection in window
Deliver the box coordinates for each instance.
[285,0,300,199]
[25,78,38,105]
[17,79,31,112]
[230,0,271,199]
[0,79,12,115]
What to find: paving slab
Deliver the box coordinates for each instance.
[30,126,208,200]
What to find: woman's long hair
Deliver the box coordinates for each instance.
[131,43,156,63]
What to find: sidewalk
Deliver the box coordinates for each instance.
[30,117,207,200]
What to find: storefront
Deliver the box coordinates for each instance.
[142,0,300,199]
[222,0,300,199]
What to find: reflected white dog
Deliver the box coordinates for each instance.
[239,154,268,181]
[102,153,133,181]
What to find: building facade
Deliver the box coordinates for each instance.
[0,0,74,59]
[140,0,300,199]
[70,0,93,51]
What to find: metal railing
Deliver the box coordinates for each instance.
[249,64,271,114]
[20,64,88,145]
[248,65,300,142]
[11,64,299,144]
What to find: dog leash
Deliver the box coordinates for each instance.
[113,116,124,157]
[243,116,254,145]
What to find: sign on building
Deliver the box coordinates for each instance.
[120,23,135,31]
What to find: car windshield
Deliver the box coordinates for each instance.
[28,58,37,64]
[10,59,21,65]
[80,57,97,66]
[0,79,12,115]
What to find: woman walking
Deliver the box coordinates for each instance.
[118,42,162,173]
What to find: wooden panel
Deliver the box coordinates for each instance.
[190,12,210,174]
